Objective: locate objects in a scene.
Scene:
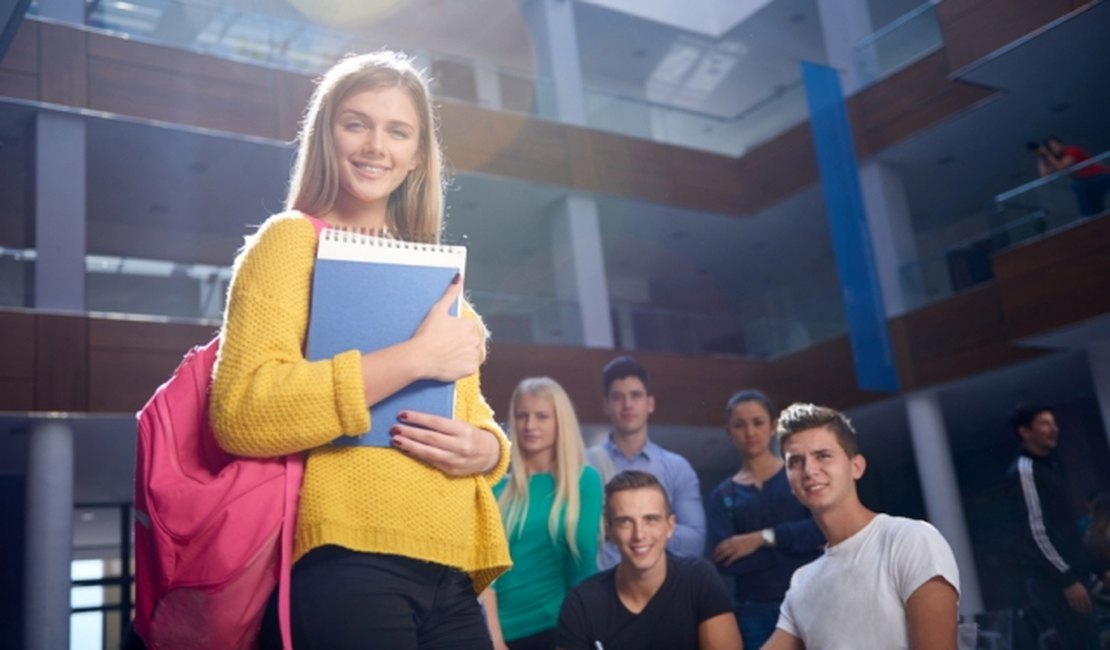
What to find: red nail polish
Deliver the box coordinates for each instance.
[398,411,409,421]
[451,272,461,285]
[390,426,401,437]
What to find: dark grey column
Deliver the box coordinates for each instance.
[23,419,75,650]
[33,111,86,312]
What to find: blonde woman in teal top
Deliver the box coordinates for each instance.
[482,377,604,650]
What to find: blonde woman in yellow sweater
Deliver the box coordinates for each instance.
[210,51,511,649]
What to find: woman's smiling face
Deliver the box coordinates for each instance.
[330,86,422,227]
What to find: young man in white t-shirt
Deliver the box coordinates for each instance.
[762,403,960,650]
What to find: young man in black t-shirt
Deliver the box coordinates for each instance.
[557,471,739,650]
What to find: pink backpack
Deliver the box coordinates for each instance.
[133,215,324,649]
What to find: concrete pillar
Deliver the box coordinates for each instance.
[858,161,922,315]
[905,391,984,615]
[815,0,873,94]
[23,419,75,650]
[520,0,586,124]
[474,64,504,110]
[550,195,614,348]
[34,111,86,312]
[1088,342,1110,450]
[523,0,613,348]
[25,47,87,646]
[612,302,638,350]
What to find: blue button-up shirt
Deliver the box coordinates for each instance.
[587,435,706,569]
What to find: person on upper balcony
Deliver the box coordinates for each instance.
[1030,135,1110,217]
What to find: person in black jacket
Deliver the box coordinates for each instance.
[1005,404,1098,649]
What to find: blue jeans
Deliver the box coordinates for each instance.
[736,600,782,650]
[1072,174,1110,216]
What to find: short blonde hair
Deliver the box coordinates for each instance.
[285,50,445,242]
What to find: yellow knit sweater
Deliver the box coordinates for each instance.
[209,212,511,593]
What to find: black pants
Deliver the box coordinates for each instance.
[1018,575,1099,650]
[260,546,493,650]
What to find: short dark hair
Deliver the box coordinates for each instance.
[776,402,859,457]
[1010,404,1054,433]
[604,470,671,524]
[602,355,651,396]
[1045,135,1063,145]
[725,389,775,423]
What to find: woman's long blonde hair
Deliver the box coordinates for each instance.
[500,377,589,559]
[285,50,445,243]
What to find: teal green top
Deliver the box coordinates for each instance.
[492,466,604,641]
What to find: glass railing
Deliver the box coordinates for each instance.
[994,150,1110,226]
[612,300,745,356]
[2,247,791,356]
[0,247,32,308]
[0,247,229,321]
[72,502,134,650]
[470,289,844,359]
[899,150,1108,308]
[582,80,808,157]
[854,2,943,87]
[467,290,583,347]
[0,245,846,357]
[27,0,807,156]
[898,208,1050,308]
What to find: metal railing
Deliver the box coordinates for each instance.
[71,502,134,650]
[854,2,943,87]
[900,149,1109,308]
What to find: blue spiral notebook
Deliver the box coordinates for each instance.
[305,228,468,447]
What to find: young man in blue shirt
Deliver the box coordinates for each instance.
[587,355,706,568]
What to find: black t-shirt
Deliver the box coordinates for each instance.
[556,555,732,650]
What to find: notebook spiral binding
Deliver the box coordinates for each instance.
[321,226,465,252]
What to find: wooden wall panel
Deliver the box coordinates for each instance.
[38,22,86,106]
[86,32,285,139]
[440,103,574,188]
[87,319,214,412]
[86,221,245,267]
[993,216,1110,339]
[758,336,892,411]
[583,134,678,206]
[668,150,749,217]
[0,21,38,101]
[937,0,1081,74]
[274,70,314,143]
[893,284,1044,387]
[732,123,819,217]
[34,313,88,411]
[482,342,767,428]
[0,310,35,410]
[850,51,997,159]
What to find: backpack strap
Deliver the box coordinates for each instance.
[278,455,304,650]
[277,214,327,650]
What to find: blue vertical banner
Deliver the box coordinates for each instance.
[801,61,900,392]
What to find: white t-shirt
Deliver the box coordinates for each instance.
[777,513,960,650]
